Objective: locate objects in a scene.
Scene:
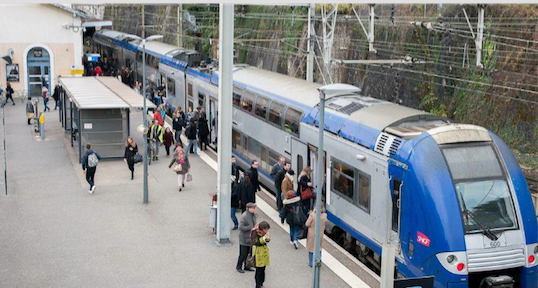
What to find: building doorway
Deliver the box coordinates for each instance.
[27,47,51,97]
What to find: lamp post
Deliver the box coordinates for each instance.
[313,84,361,288]
[131,34,163,204]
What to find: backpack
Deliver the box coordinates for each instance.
[88,152,98,168]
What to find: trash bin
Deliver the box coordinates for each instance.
[209,205,217,233]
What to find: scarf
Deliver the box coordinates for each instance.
[176,150,185,164]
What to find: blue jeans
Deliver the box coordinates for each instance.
[289,224,300,242]
[186,139,198,155]
[308,251,322,267]
[231,207,238,227]
[43,98,50,111]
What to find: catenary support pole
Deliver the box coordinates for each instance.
[312,90,325,287]
[3,105,7,195]
[177,4,183,47]
[306,3,315,82]
[141,5,146,39]
[476,4,485,68]
[142,40,148,204]
[369,4,376,53]
[215,3,233,246]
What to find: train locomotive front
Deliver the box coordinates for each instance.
[393,124,538,287]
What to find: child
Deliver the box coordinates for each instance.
[163,127,175,157]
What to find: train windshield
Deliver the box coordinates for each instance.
[442,144,518,234]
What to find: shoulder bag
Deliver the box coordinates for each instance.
[300,186,313,200]
[173,162,183,172]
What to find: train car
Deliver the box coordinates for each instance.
[94,30,538,287]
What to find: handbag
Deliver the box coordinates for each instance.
[186,173,192,182]
[246,251,256,268]
[296,225,308,240]
[27,112,35,119]
[173,162,183,172]
[300,186,313,200]
[133,154,143,163]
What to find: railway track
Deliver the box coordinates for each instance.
[525,176,538,217]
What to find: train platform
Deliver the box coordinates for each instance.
[0,102,380,287]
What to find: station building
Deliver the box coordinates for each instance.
[0,4,87,97]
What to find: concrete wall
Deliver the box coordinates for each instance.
[0,4,82,91]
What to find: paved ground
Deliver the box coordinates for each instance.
[0,102,367,287]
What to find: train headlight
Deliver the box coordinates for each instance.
[447,255,456,264]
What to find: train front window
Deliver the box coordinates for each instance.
[442,144,518,234]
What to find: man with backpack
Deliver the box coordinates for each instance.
[82,143,101,194]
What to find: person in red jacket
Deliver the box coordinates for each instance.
[154,106,164,126]
[95,66,103,76]
[163,127,175,157]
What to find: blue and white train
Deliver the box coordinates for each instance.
[93,30,538,287]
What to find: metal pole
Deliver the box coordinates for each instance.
[3,106,7,195]
[143,40,149,204]
[306,3,315,82]
[312,91,325,287]
[70,100,73,147]
[215,3,233,246]
[141,5,145,39]
[177,4,183,48]
[476,4,485,68]
[369,4,376,53]
[78,110,82,163]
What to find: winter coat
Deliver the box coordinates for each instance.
[6,86,14,97]
[172,116,184,132]
[52,86,60,101]
[274,168,286,193]
[148,124,163,143]
[231,182,240,208]
[168,151,190,175]
[252,232,271,267]
[246,168,260,191]
[281,175,294,197]
[154,112,164,126]
[239,181,256,207]
[26,100,34,113]
[280,196,302,226]
[81,149,102,170]
[231,163,240,184]
[270,163,282,179]
[185,123,197,140]
[124,143,138,163]
[163,131,175,147]
[306,212,328,253]
[197,117,210,137]
[297,174,313,207]
[238,211,256,246]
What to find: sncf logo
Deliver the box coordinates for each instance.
[417,231,431,247]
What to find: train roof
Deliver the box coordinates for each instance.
[142,41,181,56]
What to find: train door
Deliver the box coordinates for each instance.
[308,144,327,200]
[389,164,406,258]
[291,138,308,184]
[187,80,194,113]
[209,97,218,146]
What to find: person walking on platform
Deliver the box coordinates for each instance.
[274,161,290,211]
[306,205,328,267]
[163,127,175,157]
[281,173,304,249]
[236,202,257,273]
[197,112,210,151]
[154,106,164,126]
[82,143,101,194]
[185,117,198,156]
[124,136,138,180]
[168,145,190,192]
[239,174,256,213]
[297,166,314,212]
[245,160,260,192]
[52,83,60,110]
[252,221,271,288]
[172,111,184,147]
[148,119,163,161]
[42,85,50,112]
[25,97,35,125]
[5,83,15,105]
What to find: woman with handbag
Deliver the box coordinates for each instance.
[297,166,314,212]
[124,136,138,180]
[252,221,271,288]
[168,144,190,191]
[305,205,328,267]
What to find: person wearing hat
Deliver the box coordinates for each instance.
[236,202,257,273]
[281,189,303,249]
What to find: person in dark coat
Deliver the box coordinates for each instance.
[236,202,257,273]
[245,160,260,192]
[197,113,210,150]
[163,127,175,157]
[239,174,256,212]
[172,111,184,147]
[231,177,241,230]
[280,190,303,249]
[5,83,15,105]
[274,161,290,212]
[297,166,314,212]
[52,83,61,110]
[231,156,240,184]
[123,136,138,180]
[185,118,198,156]
[81,143,102,194]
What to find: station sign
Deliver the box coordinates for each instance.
[395,276,434,288]
[70,65,84,76]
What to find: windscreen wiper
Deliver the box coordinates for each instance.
[465,209,499,241]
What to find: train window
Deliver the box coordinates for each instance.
[392,179,402,233]
[232,129,241,150]
[233,86,243,108]
[167,77,175,96]
[284,107,302,136]
[254,96,270,120]
[268,150,280,169]
[198,93,206,108]
[297,155,303,175]
[188,83,193,97]
[358,172,371,213]
[268,101,285,127]
[241,135,248,158]
[331,158,354,202]
[152,56,160,69]
[261,146,269,171]
[241,91,255,113]
[442,144,504,181]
